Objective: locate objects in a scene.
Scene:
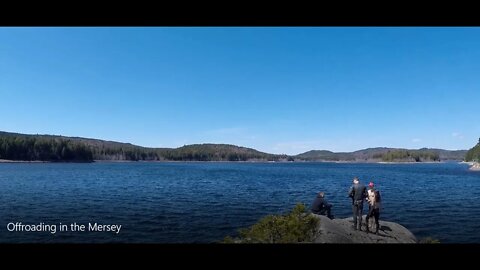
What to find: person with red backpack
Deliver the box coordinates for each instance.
[366,181,381,234]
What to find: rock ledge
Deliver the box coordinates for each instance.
[312,215,417,243]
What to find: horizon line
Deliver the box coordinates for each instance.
[0,130,469,156]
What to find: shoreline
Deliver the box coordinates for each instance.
[0,159,92,163]
[460,161,475,165]
[0,159,463,164]
[376,161,443,164]
[0,159,49,163]
[304,160,448,164]
[459,161,480,171]
[469,162,480,171]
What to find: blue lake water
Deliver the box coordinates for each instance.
[0,162,479,243]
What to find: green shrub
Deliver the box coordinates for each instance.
[223,203,320,243]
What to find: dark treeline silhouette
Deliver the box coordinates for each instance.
[0,132,286,162]
[0,136,93,162]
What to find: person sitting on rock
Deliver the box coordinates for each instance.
[366,181,381,234]
[311,191,334,219]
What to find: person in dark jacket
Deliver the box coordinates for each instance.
[348,177,367,231]
[311,191,334,219]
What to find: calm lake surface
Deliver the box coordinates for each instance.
[0,162,479,243]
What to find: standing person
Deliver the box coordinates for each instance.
[366,182,381,234]
[311,191,334,219]
[348,177,367,231]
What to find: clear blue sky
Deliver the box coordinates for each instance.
[1,27,479,154]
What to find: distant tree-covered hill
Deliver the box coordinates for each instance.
[295,147,467,162]
[160,144,285,161]
[295,150,354,161]
[0,131,94,162]
[0,131,286,162]
[465,138,480,162]
[0,131,468,162]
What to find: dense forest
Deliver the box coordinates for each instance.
[0,135,93,162]
[160,144,286,161]
[372,150,440,162]
[465,138,480,162]
[0,131,286,162]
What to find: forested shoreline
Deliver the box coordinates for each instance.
[0,132,285,162]
[0,131,474,163]
[465,138,480,162]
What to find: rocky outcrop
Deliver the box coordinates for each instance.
[312,215,417,243]
[470,162,480,171]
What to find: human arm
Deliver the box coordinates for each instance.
[348,186,354,198]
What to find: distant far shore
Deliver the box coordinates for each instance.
[0,159,49,163]
[99,160,460,164]
[294,160,446,164]
[0,130,469,164]
[0,159,464,164]
[93,160,283,163]
[0,159,282,163]
[376,161,444,164]
[0,159,91,163]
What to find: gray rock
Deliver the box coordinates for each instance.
[470,162,480,171]
[312,214,417,243]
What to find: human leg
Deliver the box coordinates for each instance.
[326,205,333,219]
[366,206,374,232]
[352,204,358,230]
[374,209,380,234]
[356,203,363,231]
